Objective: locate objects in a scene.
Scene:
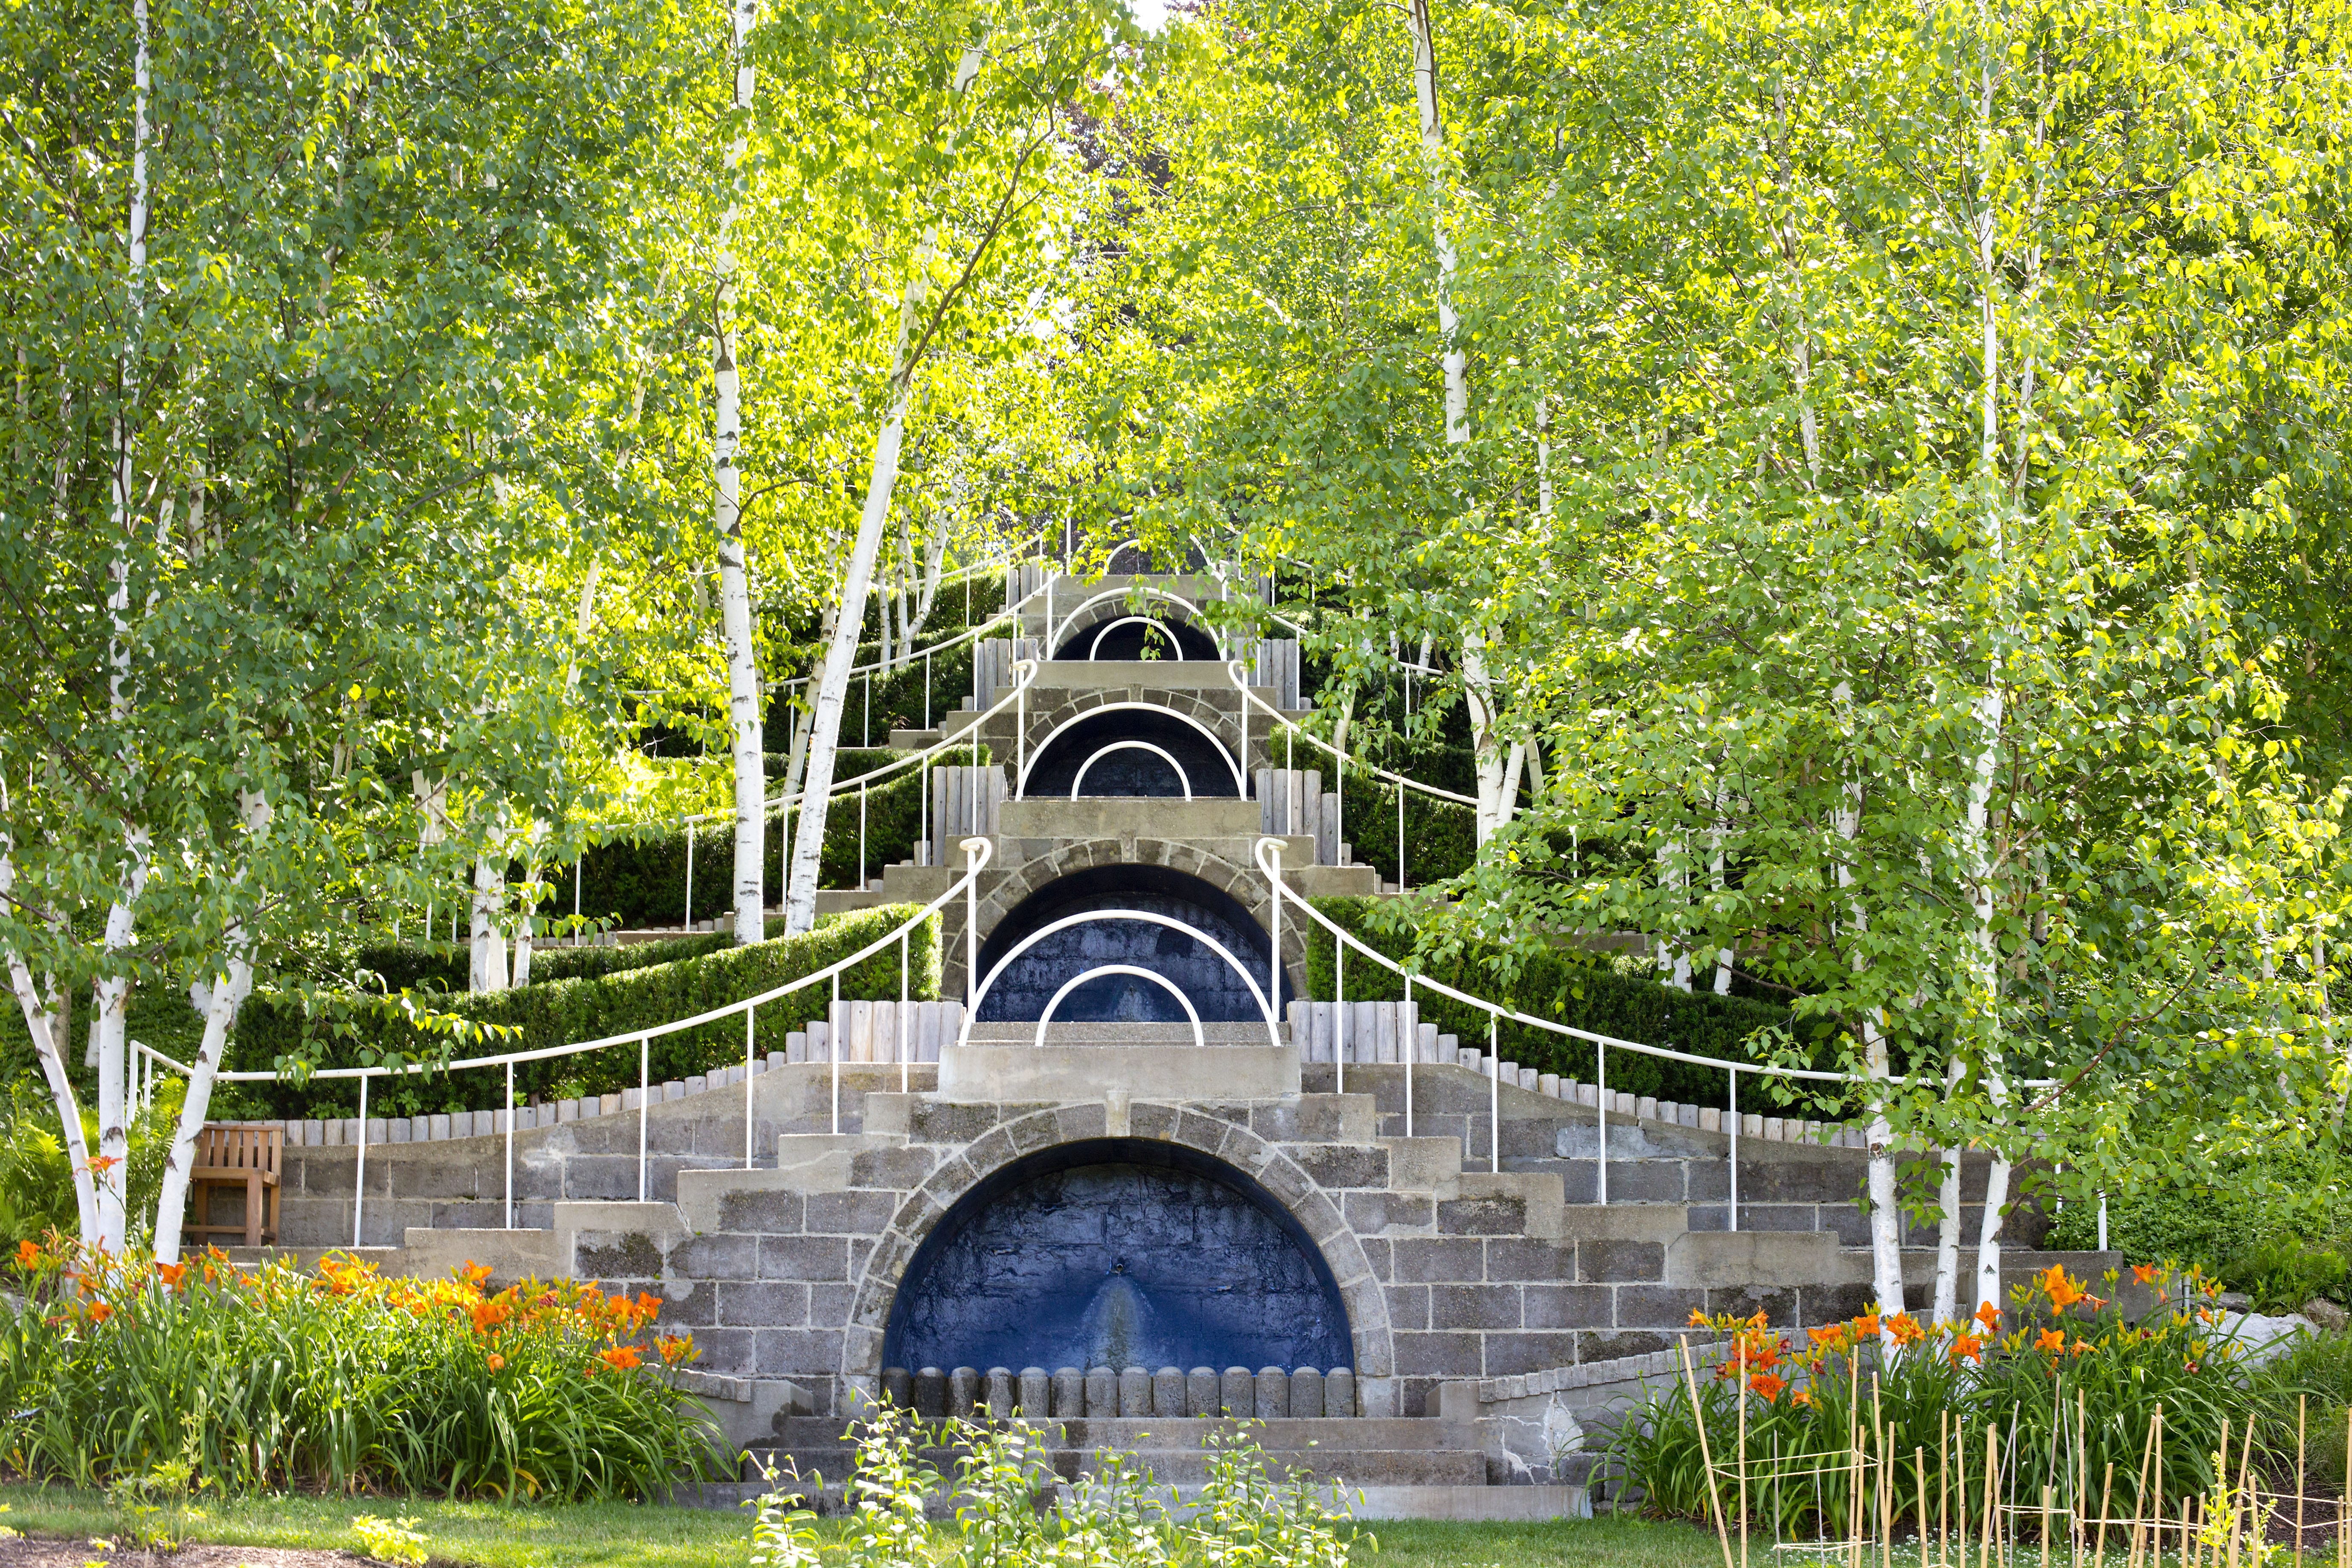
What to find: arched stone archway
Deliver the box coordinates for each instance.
[949,837,1308,1004]
[841,1105,1396,1408]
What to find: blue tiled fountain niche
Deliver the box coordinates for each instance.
[882,1138,1353,1377]
[972,864,1288,1023]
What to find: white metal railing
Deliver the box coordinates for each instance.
[1254,836,2056,1230]
[1069,741,1192,800]
[148,837,998,1246]
[1085,615,1189,660]
[959,909,1282,1051]
[1018,702,1241,800]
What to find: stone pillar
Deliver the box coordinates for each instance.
[913,1367,946,1417]
[1291,1367,1325,1418]
[1052,1367,1085,1418]
[1325,1367,1355,1417]
[950,1366,981,1416]
[1085,1366,1116,1416]
[1153,1367,1185,1417]
[986,1367,1015,1419]
[1119,1367,1151,1416]
[1186,1367,1218,1417]
[1018,1367,1050,1418]
[1219,1366,1253,1418]
[881,1367,913,1409]
[1254,1367,1289,1418]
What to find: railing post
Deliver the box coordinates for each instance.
[859,782,868,890]
[924,650,931,731]
[1015,666,1028,797]
[830,969,841,1136]
[1488,1013,1500,1175]
[573,852,583,937]
[683,828,695,931]
[863,671,870,747]
[504,1060,515,1230]
[900,930,910,1095]
[1597,1041,1608,1206]
[353,1075,369,1248]
[965,840,980,1018]
[1265,838,1284,1044]
[637,1034,650,1204]
[1727,1069,1739,1232]
[745,1004,757,1170]
[1335,940,1345,1097]
[1404,973,1414,1140]
[1397,779,1406,893]
[920,755,929,865]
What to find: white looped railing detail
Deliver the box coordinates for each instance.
[1069,741,1193,800]
[1087,615,1188,660]
[959,909,1281,1051]
[1034,966,1204,1049]
[1048,586,1225,661]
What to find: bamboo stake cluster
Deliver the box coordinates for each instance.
[1680,1339,2350,1568]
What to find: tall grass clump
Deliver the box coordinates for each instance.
[1611,1263,2257,1532]
[0,1238,721,1500]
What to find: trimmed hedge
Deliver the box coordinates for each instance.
[549,746,990,928]
[1302,896,1848,1115]
[226,905,940,1121]
[349,931,729,994]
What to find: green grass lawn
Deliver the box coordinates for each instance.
[0,1484,1730,1568]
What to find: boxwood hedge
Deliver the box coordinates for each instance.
[227,905,939,1120]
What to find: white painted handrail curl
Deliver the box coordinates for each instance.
[1033,965,1205,1049]
[1070,741,1194,800]
[1087,615,1188,660]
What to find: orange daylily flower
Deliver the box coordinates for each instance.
[1886,1313,1926,1346]
[459,1261,494,1290]
[487,1353,506,1372]
[657,1334,695,1365]
[470,1298,512,1334]
[1855,1312,1881,1341]
[1689,1308,1711,1328]
[14,1239,41,1269]
[2040,1266,2087,1310]
[1791,1387,1813,1406]
[2035,1328,2065,1354]
[2131,1264,2161,1285]
[1748,1372,1786,1399]
[84,1154,123,1175]
[1950,1333,1984,1364]
[87,1300,113,1323]
[596,1344,643,1373]
[1974,1301,2002,1331]
[154,1262,185,1290]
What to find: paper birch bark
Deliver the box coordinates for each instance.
[0,808,99,1241]
[151,789,267,1261]
[714,0,768,945]
[1831,714,1907,1330]
[782,41,989,934]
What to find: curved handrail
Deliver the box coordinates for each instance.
[212,838,998,1083]
[1032,965,1204,1049]
[1017,702,1244,798]
[1088,615,1187,660]
[960,908,1281,1050]
[1070,740,1193,800]
[1225,664,1476,809]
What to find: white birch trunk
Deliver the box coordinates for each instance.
[1461,640,1513,845]
[1830,742,1906,1332]
[782,44,988,934]
[0,827,99,1240]
[470,849,509,992]
[714,0,767,945]
[1931,1125,1964,1327]
[153,792,268,1260]
[91,844,146,1251]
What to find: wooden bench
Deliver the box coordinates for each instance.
[185,1124,281,1248]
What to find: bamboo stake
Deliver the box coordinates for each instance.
[2218,1419,2236,1568]
[1944,1410,1954,1568]
[1984,1425,1999,1568]
[2079,1391,2091,1568]
[1921,1446,1933,1568]
[2107,1467,2126,1568]
[2293,1395,2305,1568]
[2230,1414,2254,1568]
[1679,1337,1739,1568]
[2128,1406,2161,1568]
[2045,1484,2056,1568]
[1740,1361,1752,1568]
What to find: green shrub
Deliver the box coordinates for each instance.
[552,747,991,927]
[350,931,730,995]
[0,1077,188,1248]
[1302,896,1835,1113]
[1,1239,721,1500]
[227,905,940,1120]
[2044,1144,2352,1295]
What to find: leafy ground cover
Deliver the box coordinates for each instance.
[0,1488,1723,1568]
